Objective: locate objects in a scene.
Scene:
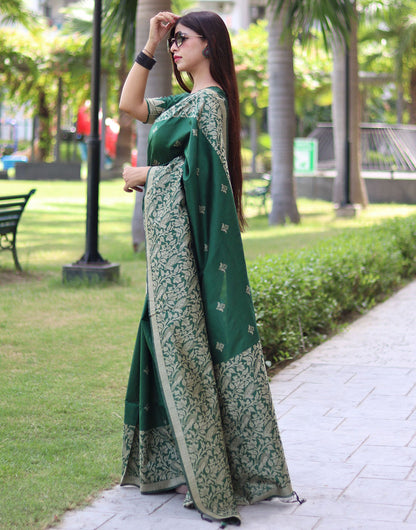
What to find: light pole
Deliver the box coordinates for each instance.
[62,0,119,282]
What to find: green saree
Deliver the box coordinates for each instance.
[121,87,293,523]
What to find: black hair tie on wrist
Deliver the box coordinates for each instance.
[135,51,156,70]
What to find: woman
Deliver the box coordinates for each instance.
[119,10,297,526]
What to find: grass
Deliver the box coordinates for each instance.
[1,178,416,529]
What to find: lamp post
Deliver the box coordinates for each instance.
[62,0,119,282]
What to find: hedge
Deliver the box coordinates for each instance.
[248,215,416,365]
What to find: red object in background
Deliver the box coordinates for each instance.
[131,148,137,167]
[76,103,119,160]
[104,119,119,159]
[76,104,91,136]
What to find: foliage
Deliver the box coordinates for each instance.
[0,0,35,28]
[268,0,355,48]
[232,20,269,118]
[249,214,416,364]
[0,23,93,159]
[358,0,416,123]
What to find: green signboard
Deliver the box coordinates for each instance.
[294,138,318,175]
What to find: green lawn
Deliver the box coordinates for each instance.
[1,178,416,529]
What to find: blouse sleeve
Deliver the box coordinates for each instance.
[145,94,187,124]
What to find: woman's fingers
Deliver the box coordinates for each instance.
[149,11,179,40]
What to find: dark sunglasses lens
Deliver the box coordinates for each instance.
[176,34,184,47]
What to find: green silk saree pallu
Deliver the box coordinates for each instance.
[121,88,293,523]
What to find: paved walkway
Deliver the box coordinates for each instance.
[56,280,416,529]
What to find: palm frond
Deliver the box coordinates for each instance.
[102,0,137,61]
[267,0,355,49]
[0,0,37,29]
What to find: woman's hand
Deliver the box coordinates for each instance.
[122,166,150,193]
[147,11,179,49]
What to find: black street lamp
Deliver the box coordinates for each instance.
[63,0,119,282]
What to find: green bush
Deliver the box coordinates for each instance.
[249,215,416,365]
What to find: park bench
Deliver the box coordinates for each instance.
[0,189,36,271]
[244,173,271,214]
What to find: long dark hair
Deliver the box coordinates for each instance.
[169,11,246,230]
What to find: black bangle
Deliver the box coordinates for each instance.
[135,51,156,70]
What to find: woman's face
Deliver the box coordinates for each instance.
[169,23,208,74]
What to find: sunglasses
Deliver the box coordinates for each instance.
[167,31,205,50]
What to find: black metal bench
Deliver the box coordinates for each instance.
[0,189,36,270]
[244,174,271,214]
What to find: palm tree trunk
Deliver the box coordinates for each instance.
[116,52,134,167]
[331,2,367,207]
[267,3,300,225]
[132,0,172,249]
[409,68,416,124]
[38,89,51,161]
[331,36,347,204]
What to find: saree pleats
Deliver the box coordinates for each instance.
[121,88,292,522]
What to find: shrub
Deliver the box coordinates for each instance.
[249,215,416,365]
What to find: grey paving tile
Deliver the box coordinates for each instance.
[238,514,320,530]
[96,486,175,515]
[292,486,345,503]
[99,513,210,530]
[282,430,367,464]
[279,381,373,407]
[238,515,320,530]
[347,445,416,467]
[340,477,416,506]
[370,378,416,396]
[284,363,356,385]
[327,394,415,420]
[316,517,416,529]
[334,416,415,437]
[57,509,115,530]
[407,383,416,399]
[146,494,208,521]
[287,460,362,489]
[279,412,342,433]
[299,496,410,523]
[408,466,416,481]
[407,508,416,523]
[360,464,412,480]
[269,380,304,401]
[407,409,416,422]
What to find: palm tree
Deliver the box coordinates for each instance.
[361,0,416,124]
[331,0,368,207]
[0,0,33,27]
[267,0,354,224]
[130,0,172,250]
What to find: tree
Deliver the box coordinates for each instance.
[232,20,269,173]
[331,1,368,207]
[267,0,354,224]
[360,0,416,124]
[0,25,92,160]
[0,0,34,28]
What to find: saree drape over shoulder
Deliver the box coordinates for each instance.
[121,87,293,523]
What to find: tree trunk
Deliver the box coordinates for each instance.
[331,2,368,207]
[115,52,134,167]
[38,89,51,161]
[267,3,300,225]
[131,0,172,249]
[409,68,416,124]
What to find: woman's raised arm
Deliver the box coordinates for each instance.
[119,11,179,122]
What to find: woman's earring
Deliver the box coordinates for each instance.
[202,46,210,58]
